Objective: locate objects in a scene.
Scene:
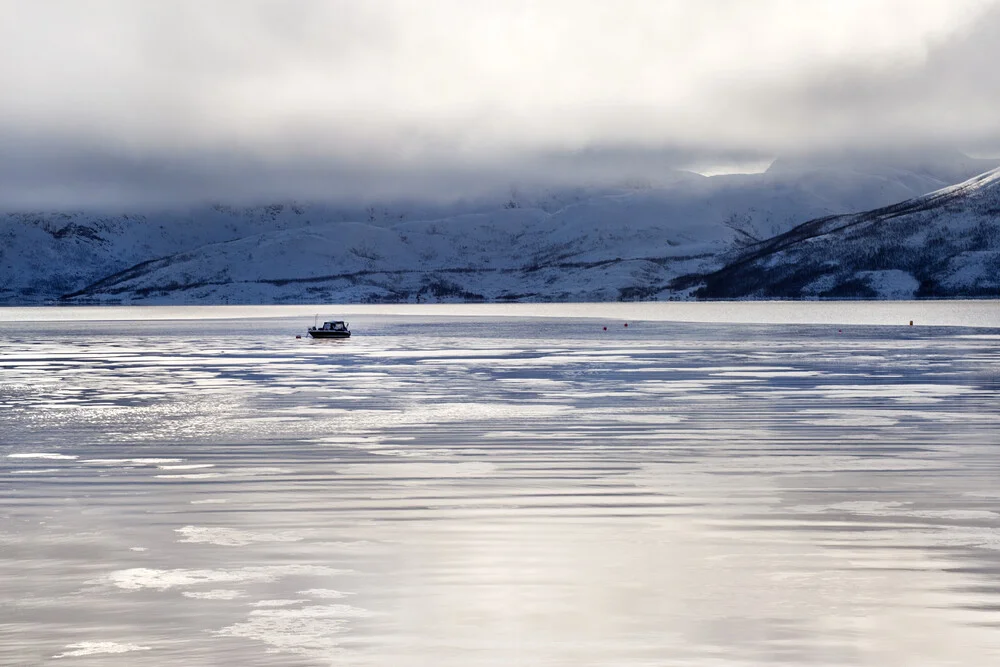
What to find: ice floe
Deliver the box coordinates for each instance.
[8,452,77,460]
[100,565,347,591]
[175,525,304,547]
[53,641,150,659]
[183,589,246,600]
[216,605,376,658]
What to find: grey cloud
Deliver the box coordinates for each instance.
[0,128,770,211]
[725,4,1000,154]
[1,1,998,209]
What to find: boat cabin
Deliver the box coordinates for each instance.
[319,321,348,332]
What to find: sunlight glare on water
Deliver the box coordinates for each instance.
[1,302,999,666]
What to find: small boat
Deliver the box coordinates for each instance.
[308,320,351,338]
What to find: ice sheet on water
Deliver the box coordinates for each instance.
[100,565,347,591]
[900,526,1000,551]
[337,461,497,479]
[156,466,291,480]
[299,588,351,599]
[634,379,752,394]
[175,525,304,547]
[155,472,223,479]
[809,383,981,402]
[793,502,1000,522]
[215,604,377,659]
[798,414,901,427]
[7,452,77,460]
[53,642,151,659]
[82,458,183,466]
[220,466,294,476]
[713,370,824,378]
[183,589,246,600]
[158,463,215,470]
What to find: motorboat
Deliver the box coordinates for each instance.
[308,320,351,338]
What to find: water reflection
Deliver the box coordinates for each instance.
[1,307,999,665]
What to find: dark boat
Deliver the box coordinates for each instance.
[308,320,351,338]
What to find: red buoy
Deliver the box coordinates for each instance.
[603,326,607,331]
[624,323,628,327]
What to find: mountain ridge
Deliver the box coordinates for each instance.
[3,153,997,304]
[683,167,1000,299]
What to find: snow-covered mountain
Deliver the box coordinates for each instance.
[0,199,528,303]
[3,152,996,304]
[59,204,719,303]
[684,167,1000,299]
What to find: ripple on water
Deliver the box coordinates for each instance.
[2,310,999,665]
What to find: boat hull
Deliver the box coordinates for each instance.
[308,330,351,339]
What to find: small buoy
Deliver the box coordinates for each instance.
[603,326,607,331]
[838,329,842,333]
[624,323,628,327]
[295,335,301,339]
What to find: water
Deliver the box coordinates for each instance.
[1,302,999,665]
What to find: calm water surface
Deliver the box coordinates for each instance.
[1,303,999,665]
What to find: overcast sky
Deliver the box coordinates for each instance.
[2,0,999,208]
